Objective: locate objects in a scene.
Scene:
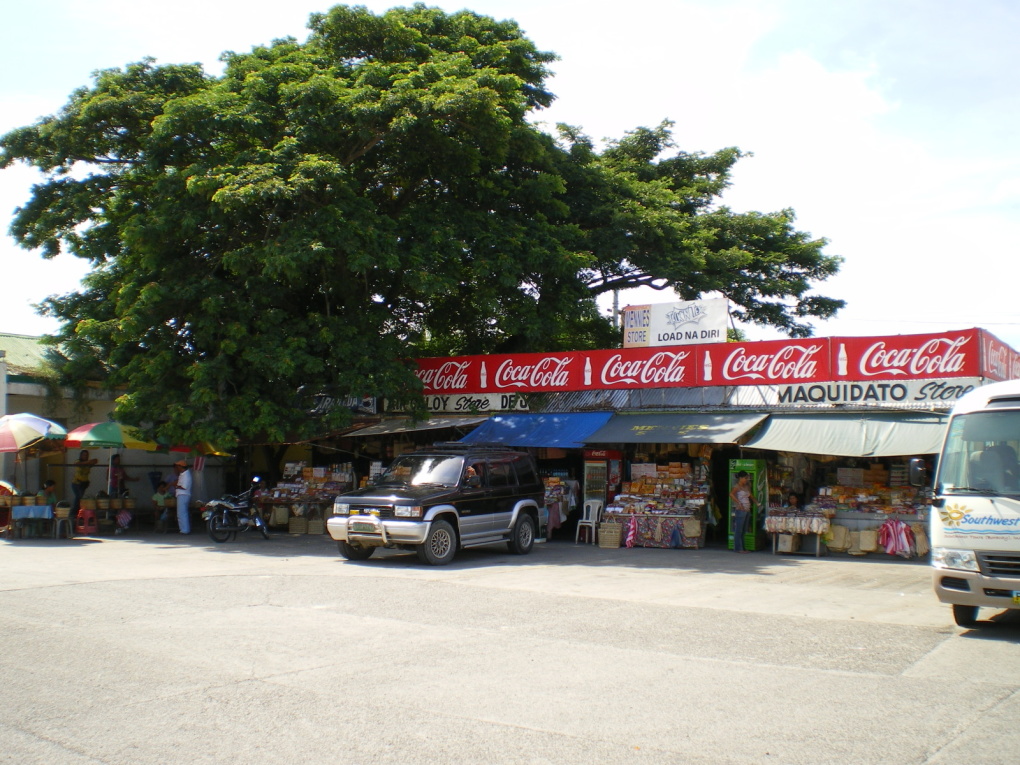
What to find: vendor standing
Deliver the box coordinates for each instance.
[107,454,138,497]
[71,450,98,514]
[172,459,193,535]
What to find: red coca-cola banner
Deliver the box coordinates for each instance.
[979,329,1020,382]
[829,329,980,382]
[699,338,828,385]
[415,328,1003,395]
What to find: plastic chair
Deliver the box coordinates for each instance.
[575,500,603,544]
[52,502,74,539]
[75,508,99,536]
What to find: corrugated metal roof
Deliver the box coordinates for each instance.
[0,333,51,376]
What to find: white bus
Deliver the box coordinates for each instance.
[912,379,1020,627]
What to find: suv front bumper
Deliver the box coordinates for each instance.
[326,515,430,546]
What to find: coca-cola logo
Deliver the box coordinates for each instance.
[601,351,690,386]
[495,357,572,389]
[416,361,469,391]
[985,340,1009,379]
[859,338,967,377]
[983,339,1020,380]
[721,344,821,382]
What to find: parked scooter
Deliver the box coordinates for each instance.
[203,476,269,543]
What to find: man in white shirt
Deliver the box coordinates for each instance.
[173,459,193,534]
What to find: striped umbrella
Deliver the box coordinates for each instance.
[64,421,161,451]
[0,413,67,453]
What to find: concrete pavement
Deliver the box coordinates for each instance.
[2,529,1019,764]
[0,529,964,628]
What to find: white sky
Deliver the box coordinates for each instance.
[2,0,1019,348]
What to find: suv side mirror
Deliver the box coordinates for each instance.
[908,457,927,487]
[465,475,481,488]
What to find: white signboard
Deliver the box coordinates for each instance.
[729,378,984,407]
[622,298,729,348]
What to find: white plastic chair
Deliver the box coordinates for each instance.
[52,501,74,539]
[575,500,603,544]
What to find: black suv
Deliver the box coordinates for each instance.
[326,443,545,565]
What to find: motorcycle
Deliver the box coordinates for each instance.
[203,476,270,543]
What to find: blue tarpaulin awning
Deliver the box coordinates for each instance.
[459,412,615,449]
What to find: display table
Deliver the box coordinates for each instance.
[603,513,705,549]
[256,497,332,532]
[10,505,55,539]
[765,512,829,556]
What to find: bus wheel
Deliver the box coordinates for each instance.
[952,604,979,627]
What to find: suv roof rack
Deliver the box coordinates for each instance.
[425,442,520,452]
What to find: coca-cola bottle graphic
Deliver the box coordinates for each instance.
[703,351,713,382]
[479,361,488,389]
[583,357,593,386]
[837,344,848,376]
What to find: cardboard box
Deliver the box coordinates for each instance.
[777,533,801,553]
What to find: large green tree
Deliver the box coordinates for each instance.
[1,3,842,446]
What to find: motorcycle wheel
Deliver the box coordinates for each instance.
[208,513,232,543]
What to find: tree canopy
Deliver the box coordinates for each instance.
[0,3,843,446]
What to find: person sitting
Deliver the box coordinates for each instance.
[37,480,58,506]
[988,443,1019,490]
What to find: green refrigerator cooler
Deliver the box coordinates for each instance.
[727,458,768,551]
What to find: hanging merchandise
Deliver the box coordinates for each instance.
[878,518,915,558]
[911,523,930,556]
[625,515,637,548]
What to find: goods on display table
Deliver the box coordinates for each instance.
[764,454,931,558]
[259,461,356,533]
[601,462,709,549]
[765,509,831,557]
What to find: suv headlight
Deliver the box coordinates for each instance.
[931,547,979,572]
[333,502,350,516]
[394,506,423,518]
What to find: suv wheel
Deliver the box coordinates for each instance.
[507,513,535,555]
[417,519,456,565]
[337,541,375,561]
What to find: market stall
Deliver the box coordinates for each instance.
[256,461,355,534]
[744,412,941,558]
[599,460,710,549]
[461,412,613,536]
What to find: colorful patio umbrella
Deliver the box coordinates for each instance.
[64,421,162,451]
[0,413,67,453]
[169,441,234,457]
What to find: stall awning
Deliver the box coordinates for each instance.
[584,412,767,444]
[344,415,489,437]
[743,412,948,457]
[459,412,614,449]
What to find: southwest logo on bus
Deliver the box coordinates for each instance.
[938,504,969,528]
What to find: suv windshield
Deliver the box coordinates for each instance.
[378,454,465,488]
[938,410,1020,495]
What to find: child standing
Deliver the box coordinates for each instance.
[153,481,171,532]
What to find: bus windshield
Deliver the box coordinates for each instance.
[938,410,1020,496]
